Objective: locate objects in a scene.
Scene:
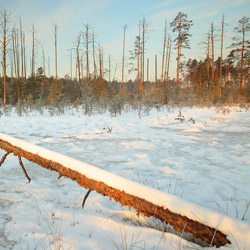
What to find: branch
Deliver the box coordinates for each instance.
[82,189,92,209]
[0,151,10,167]
[18,155,31,183]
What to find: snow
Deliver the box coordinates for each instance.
[0,106,250,249]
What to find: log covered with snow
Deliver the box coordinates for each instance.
[0,133,250,248]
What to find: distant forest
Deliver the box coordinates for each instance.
[0,10,249,111]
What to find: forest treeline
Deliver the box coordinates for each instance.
[0,10,249,112]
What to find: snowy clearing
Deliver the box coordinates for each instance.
[0,106,250,249]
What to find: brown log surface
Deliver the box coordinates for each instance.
[0,138,231,247]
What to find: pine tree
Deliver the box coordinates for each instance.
[170,12,193,86]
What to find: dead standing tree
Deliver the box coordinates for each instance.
[92,30,97,79]
[31,23,37,78]
[211,22,215,88]
[219,15,225,97]
[82,23,90,88]
[141,16,150,97]
[54,23,58,100]
[121,24,127,92]
[76,34,81,89]
[0,10,11,108]
[161,20,167,92]
[19,17,24,82]
[12,26,22,104]
[170,12,193,87]
[164,35,171,97]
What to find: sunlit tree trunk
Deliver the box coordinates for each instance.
[23,33,26,79]
[92,31,97,79]
[137,24,141,95]
[48,56,50,78]
[70,50,72,80]
[81,51,84,84]
[42,45,46,76]
[76,34,81,88]
[219,15,224,97]
[54,23,58,99]
[19,17,24,82]
[166,37,171,90]
[211,22,215,88]
[83,24,90,86]
[147,58,149,95]
[161,20,167,92]
[121,25,127,91]
[31,24,36,78]
[0,10,11,107]
[108,54,111,88]
[155,54,157,89]
[207,32,210,85]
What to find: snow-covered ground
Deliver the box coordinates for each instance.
[0,106,249,249]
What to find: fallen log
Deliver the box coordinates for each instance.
[0,133,241,247]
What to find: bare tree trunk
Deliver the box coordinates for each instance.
[23,33,26,79]
[176,17,182,86]
[12,28,17,78]
[155,55,157,89]
[164,36,170,89]
[211,22,215,88]
[42,45,46,76]
[74,57,77,90]
[207,32,210,85]
[83,24,90,86]
[121,25,127,91]
[15,27,20,104]
[101,47,104,80]
[108,54,111,88]
[48,56,50,78]
[76,34,81,89]
[166,37,171,90]
[16,28,20,80]
[142,16,147,96]
[219,15,224,97]
[9,53,13,83]
[0,10,11,107]
[161,20,167,89]
[137,25,141,95]
[54,23,58,99]
[81,51,84,84]
[239,25,245,97]
[147,58,149,95]
[112,63,117,84]
[31,24,35,78]
[98,44,103,78]
[19,18,24,82]
[92,31,97,79]
[70,50,72,80]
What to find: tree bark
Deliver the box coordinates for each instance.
[121,25,127,91]
[211,22,215,88]
[219,15,224,97]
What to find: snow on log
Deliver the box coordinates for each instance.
[0,133,250,248]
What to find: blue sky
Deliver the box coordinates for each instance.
[1,0,250,80]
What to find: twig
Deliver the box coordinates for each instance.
[82,189,92,209]
[209,227,217,246]
[107,127,113,133]
[0,151,11,167]
[58,174,62,179]
[242,201,250,221]
[18,155,31,183]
